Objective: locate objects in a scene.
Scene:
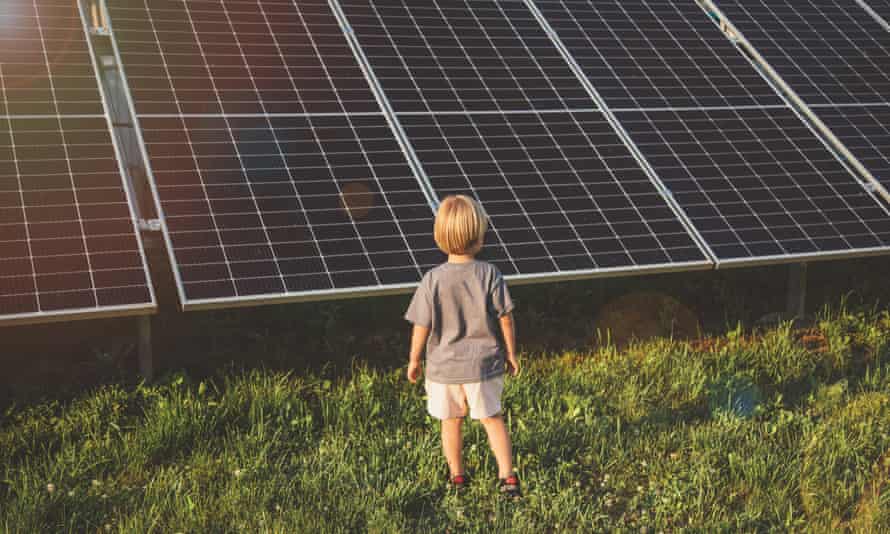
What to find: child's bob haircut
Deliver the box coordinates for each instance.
[434,195,488,255]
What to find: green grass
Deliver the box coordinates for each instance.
[2,305,890,533]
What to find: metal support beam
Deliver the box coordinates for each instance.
[786,262,808,320]
[138,315,153,382]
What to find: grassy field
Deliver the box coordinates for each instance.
[2,305,890,532]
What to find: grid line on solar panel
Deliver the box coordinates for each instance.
[616,106,890,260]
[399,110,707,274]
[107,0,381,115]
[714,0,890,106]
[531,0,785,109]
[339,0,596,113]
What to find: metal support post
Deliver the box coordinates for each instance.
[786,262,808,320]
[138,315,153,382]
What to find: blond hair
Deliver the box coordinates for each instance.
[434,195,488,255]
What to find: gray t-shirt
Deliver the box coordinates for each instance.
[404,260,514,384]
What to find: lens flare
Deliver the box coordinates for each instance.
[339,182,376,220]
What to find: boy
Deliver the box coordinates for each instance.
[404,194,521,498]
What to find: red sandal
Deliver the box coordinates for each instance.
[498,474,522,499]
[448,472,470,491]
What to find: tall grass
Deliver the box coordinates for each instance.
[2,306,889,532]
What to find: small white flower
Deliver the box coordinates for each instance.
[275,504,282,512]
[233,469,243,478]
[637,485,644,493]
[68,490,75,498]
[104,524,112,532]
[101,493,108,499]
[46,483,56,494]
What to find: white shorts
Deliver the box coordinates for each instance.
[424,374,505,420]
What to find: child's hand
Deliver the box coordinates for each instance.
[407,359,423,383]
[506,354,520,377]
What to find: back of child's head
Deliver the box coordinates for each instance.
[434,195,488,255]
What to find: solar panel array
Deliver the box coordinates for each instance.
[107,0,440,307]
[714,0,890,192]
[340,0,709,277]
[535,0,890,263]
[4,0,890,322]
[0,0,154,325]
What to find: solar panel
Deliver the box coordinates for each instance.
[339,0,592,113]
[532,0,784,109]
[0,0,155,325]
[339,0,711,275]
[107,0,440,307]
[533,0,890,263]
[617,107,890,259]
[108,0,381,115]
[711,0,890,191]
[714,0,890,106]
[400,111,707,274]
[816,104,890,185]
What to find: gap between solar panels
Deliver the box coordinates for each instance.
[0,0,156,327]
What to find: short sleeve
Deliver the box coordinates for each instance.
[490,272,514,317]
[404,277,433,327]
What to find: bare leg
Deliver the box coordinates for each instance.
[480,414,514,479]
[441,417,464,477]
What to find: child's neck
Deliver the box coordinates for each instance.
[448,253,476,264]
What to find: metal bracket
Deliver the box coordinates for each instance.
[138,219,162,232]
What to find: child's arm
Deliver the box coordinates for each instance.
[407,324,430,383]
[499,312,520,376]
